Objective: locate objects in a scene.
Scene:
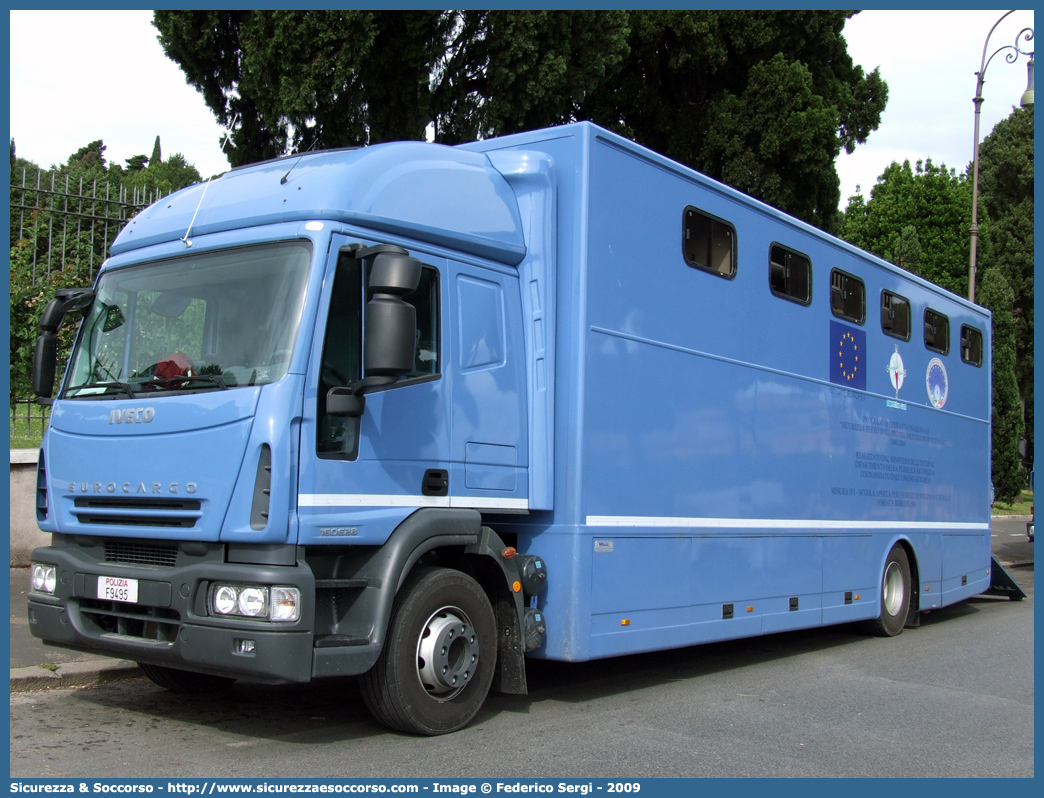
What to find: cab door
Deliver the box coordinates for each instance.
[297,236,448,546]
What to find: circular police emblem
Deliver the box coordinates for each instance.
[926,357,948,409]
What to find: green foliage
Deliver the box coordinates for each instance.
[978,107,1033,461]
[433,11,630,143]
[151,135,162,166]
[67,140,108,170]
[584,11,886,231]
[153,10,450,165]
[153,10,884,230]
[9,140,204,402]
[123,153,201,195]
[839,159,972,296]
[9,229,94,400]
[977,268,1026,503]
[991,489,1034,517]
[888,225,922,273]
[125,154,150,172]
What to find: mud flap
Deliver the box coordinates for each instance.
[981,556,1028,601]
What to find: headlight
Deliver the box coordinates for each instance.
[210,584,301,623]
[31,563,57,595]
[238,587,268,617]
[214,585,238,615]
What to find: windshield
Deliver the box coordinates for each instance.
[64,241,312,398]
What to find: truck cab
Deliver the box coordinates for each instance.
[29,141,552,735]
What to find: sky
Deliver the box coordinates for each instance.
[8,9,1036,207]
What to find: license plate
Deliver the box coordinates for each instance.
[97,575,139,603]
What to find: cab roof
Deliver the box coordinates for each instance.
[111,141,527,265]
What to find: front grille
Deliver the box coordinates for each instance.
[104,540,179,568]
[73,497,202,529]
[79,599,180,643]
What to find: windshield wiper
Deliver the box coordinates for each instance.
[63,381,136,400]
[140,374,229,392]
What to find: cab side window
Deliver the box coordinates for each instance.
[317,251,441,459]
[317,253,363,458]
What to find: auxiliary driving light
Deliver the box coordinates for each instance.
[210,584,301,622]
[30,563,57,595]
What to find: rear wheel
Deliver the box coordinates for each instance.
[138,663,236,693]
[863,545,912,637]
[360,567,497,735]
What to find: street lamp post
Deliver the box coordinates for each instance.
[968,11,1034,303]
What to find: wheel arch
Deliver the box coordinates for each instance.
[367,508,528,694]
[889,535,921,617]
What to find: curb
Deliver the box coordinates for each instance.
[10,659,142,693]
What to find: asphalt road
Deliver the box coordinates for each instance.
[10,520,1033,779]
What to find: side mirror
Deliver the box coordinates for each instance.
[32,288,95,399]
[325,246,425,418]
[364,252,422,379]
[32,332,59,399]
[39,288,94,333]
[326,387,366,418]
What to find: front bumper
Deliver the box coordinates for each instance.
[28,537,316,684]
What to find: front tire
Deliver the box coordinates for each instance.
[360,567,497,735]
[863,545,912,637]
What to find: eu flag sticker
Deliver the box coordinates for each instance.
[830,321,866,390]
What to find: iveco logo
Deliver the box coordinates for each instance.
[109,407,155,424]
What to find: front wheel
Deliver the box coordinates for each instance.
[360,567,497,735]
[863,545,912,637]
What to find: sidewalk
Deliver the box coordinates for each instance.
[9,568,141,692]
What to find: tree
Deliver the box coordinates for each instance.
[977,268,1026,502]
[153,10,885,230]
[432,11,630,143]
[579,11,886,231]
[9,142,204,400]
[153,10,451,166]
[124,152,202,194]
[839,159,972,296]
[67,140,108,170]
[888,225,922,273]
[978,106,1033,465]
[125,154,150,172]
[151,135,163,166]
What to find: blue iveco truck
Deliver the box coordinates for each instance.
[28,123,1015,734]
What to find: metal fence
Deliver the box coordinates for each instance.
[10,398,49,447]
[9,169,167,430]
[11,168,165,283]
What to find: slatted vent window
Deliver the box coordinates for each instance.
[881,291,912,341]
[769,244,811,305]
[683,206,736,279]
[830,269,865,324]
[924,308,950,355]
[960,324,983,366]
